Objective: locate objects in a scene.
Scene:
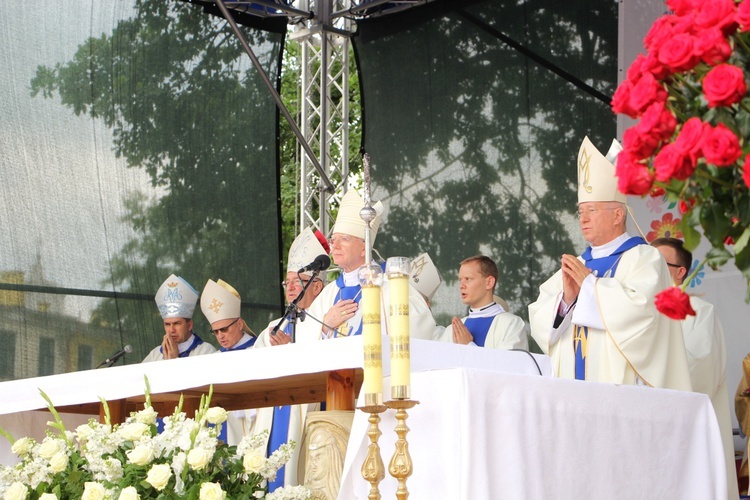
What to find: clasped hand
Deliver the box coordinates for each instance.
[561,254,591,305]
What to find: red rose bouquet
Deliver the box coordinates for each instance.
[612,0,750,302]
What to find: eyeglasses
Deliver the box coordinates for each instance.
[666,263,684,269]
[329,234,363,246]
[576,207,619,219]
[282,278,321,289]
[210,317,239,336]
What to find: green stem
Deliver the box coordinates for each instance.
[681,258,706,292]
[694,167,736,189]
[672,73,701,97]
[734,33,750,58]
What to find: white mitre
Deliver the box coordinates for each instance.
[200,279,241,324]
[155,274,199,319]
[287,228,329,276]
[410,253,441,301]
[577,136,627,204]
[331,190,384,241]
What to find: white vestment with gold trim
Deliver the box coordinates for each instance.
[528,245,691,391]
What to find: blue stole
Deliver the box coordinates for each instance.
[267,320,294,492]
[334,273,363,337]
[464,317,495,347]
[574,236,646,380]
[219,335,256,352]
[159,332,205,358]
[216,334,256,442]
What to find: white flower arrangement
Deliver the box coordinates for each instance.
[0,381,311,500]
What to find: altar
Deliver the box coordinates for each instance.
[0,337,727,499]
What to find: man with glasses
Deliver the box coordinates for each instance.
[652,238,737,498]
[296,189,437,342]
[199,278,257,445]
[143,275,216,362]
[254,228,329,348]
[528,136,691,390]
[200,278,256,351]
[251,228,328,492]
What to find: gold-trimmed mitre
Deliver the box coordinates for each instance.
[577,136,627,204]
[331,190,384,242]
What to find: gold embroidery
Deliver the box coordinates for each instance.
[578,147,593,194]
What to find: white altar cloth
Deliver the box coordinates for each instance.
[339,368,727,499]
[0,337,549,466]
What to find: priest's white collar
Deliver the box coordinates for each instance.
[468,301,505,318]
[590,232,631,259]
[178,333,196,354]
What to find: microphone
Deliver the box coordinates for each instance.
[298,254,331,274]
[97,345,133,368]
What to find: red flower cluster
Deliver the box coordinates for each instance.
[611,0,750,196]
[654,286,697,319]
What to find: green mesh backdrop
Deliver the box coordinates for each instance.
[354,0,618,331]
[0,1,285,378]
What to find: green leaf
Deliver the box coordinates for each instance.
[736,108,750,140]
[700,202,732,248]
[678,215,702,251]
[705,247,732,269]
[735,226,750,256]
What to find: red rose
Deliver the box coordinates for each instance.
[742,154,750,188]
[616,152,654,195]
[654,143,697,181]
[655,287,696,319]
[695,28,732,65]
[644,15,676,53]
[657,33,699,73]
[702,123,742,166]
[738,1,750,31]
[611,81,638,118]
[629,73,668,115]
[623,126,660,159]
[702,64,747,107]
[696,0,738,34]
[637,101,677,141]
[650,186,666,197]
[674,117,705,161]
[667,0,699,16]
[678,198,696,214]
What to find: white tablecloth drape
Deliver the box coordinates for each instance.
[339,368,727,500]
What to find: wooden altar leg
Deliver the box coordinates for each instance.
[101,399,127,424]
[327,369,355,411]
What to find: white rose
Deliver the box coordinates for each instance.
[126,444,154,466]
[76,424,95,442]
[3,482,28,500]
[81,482,106,500]
[145,463,172,491]
[198,482,226,500]
[49,451,69,473]
[119,422,150,441]
[134,407,157,426]
[243,450,266,474]
[10,437,33,456]
[40,494,58,500]
[205,407,228,425]
[38,439,62,460]
[118,486,139,500]
[187,448,212,471]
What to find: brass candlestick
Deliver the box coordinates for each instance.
[358,403,388,500]
[385,399,419,500]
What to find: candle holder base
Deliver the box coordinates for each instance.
[385,399,419,500]
[357,404,388,500]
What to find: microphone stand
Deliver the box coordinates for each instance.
[270,268,322,343]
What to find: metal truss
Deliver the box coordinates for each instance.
[212,0,432,235]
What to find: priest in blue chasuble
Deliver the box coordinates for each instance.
[439,255,528,350]
[528,136,691,391]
